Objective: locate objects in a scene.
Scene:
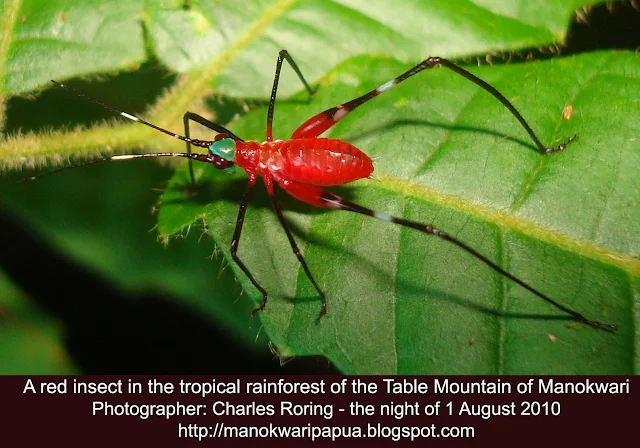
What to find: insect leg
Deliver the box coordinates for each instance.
[291,58,575,154]
[267,50,316,141]
[183,112,244,188]
[265,179,327,319]
[230,181,270,316]
[277,180,616,332]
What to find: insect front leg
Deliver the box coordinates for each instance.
[182,112,243,190]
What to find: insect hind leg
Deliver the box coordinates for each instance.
[277,180,616,332]
[291,57,576,154]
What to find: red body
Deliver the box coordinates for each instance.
[234,138,374,187]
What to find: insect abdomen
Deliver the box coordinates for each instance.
[264,138,373,186]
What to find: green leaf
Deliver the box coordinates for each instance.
[1,0,146,94]
[3,0,588,96]
[145,0,588,98]
[159,51,639,374]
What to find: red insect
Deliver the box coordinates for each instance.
[28,50,614,331]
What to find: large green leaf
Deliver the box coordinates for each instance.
[2,0,587,96]
[159,52,639,374]
[1,0,145,93]
[0,0,635,374]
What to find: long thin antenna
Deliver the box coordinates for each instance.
[20,152,214,183]
[50,80,211,149]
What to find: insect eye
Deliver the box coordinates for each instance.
[213,157,236,174]
[209,138,236,162]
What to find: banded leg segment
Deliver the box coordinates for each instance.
[267,50,316,141]
[264,179,328,318]
[183,112,244,187]
[291,57,576,154]
[278,180,616,332]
